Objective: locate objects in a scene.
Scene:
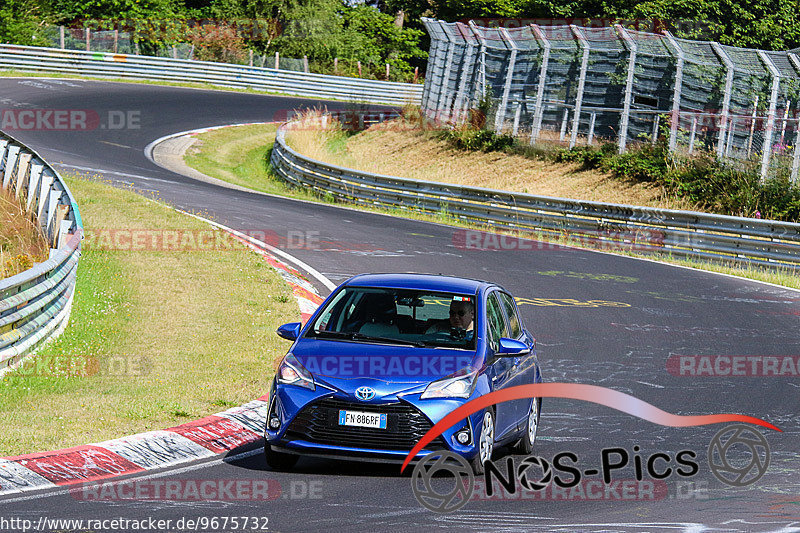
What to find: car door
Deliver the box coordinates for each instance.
[497,291,538,428]
[484,291,519,440]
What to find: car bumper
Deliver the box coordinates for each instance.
[265,384,484,461]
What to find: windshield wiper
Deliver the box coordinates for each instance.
[311,330,352,339]
[311,330,426,347]
[350,333,427,347]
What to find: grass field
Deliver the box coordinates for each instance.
[0,190,48,278]
[0,173,298,456]
[183,123,290,195]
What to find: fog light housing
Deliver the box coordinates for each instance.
[455,429,470,445]
[269,416,281,430]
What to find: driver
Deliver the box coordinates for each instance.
[427,299,474,336]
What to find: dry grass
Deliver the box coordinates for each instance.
[0,174,298,456]
[285,117,696,210]
[0,189,49,279]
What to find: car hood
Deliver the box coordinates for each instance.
[291,339,481,385]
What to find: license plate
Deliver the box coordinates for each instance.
[338,410,387,429]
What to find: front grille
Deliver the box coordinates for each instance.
[285,397,446,451]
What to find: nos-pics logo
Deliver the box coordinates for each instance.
[411,424,770,513]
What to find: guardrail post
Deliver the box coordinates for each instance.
[26,163,43,215]
[3,145,20,190]
[792,128,800,184]
[419,19,442,117]
[512,101,522,136]
[530,24,551,145]
[780,100,790,144]
[652,115,661,145]
[303,55,309,73]
[757,50,781,181]
[14,153,31,200]
[453,23,477,125]
[662,31,685,152]
[725,117,735,155]
[616,24,638,154]
[436,21,457,123]
[569,25,590,149]
[710,43,734,159]
[748,95,759,158]
[495,27,519,134]
[468,22,487,101]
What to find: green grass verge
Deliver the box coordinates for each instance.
[0,173,298,456]
[181,123,800,290]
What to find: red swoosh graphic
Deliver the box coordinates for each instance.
[400,383,781,473]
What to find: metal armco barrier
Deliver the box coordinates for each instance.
[271,120,800,270]
[0,44,423,107]
[0,132,82,374]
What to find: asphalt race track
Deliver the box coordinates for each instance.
[1,77,799,532]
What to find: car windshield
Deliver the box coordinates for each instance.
[306,287,477,350]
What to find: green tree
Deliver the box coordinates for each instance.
[0,0,52,45]
[341,5,426,75]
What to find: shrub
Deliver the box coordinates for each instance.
[438,128,514,152]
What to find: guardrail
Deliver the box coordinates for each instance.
[0,132,82,374]
[271,119,800,270]
[0,44,423,107]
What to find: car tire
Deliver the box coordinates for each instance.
[264,442,298,471]
[470,410,495,475]
[515,398,540,455]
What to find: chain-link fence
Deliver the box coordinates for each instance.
[421,18,800,182]
[37,26,414,79]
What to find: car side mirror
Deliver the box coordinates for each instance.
[277,322,302,341]
[497,337,531,355]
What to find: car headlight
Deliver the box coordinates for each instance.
[421,369,478,399]
[277,353,315,390]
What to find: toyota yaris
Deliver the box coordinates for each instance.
[264,273,542,473]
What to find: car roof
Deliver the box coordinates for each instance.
[344,273,492,294]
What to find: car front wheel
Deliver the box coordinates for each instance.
[471,410,495,475]
[515,398,540,454]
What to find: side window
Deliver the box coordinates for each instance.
[498,292,522,338]
[486,293,508,351]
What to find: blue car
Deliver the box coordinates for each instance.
[264,273,542,473]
